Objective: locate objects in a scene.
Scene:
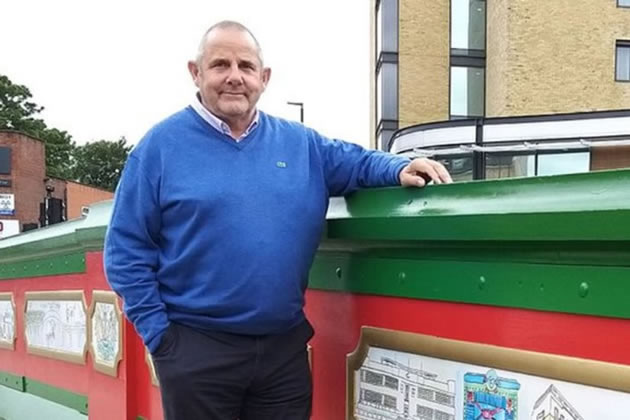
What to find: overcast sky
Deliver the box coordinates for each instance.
[0,0,371,147]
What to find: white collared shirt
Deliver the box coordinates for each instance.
[190,94,259,142]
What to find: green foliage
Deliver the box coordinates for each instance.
[42,128,76,179]
[0,74,46,133]
[0,74,76,178]
[72,137,131,191]
[0,74,131,190]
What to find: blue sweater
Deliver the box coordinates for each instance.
[104,108,409,352]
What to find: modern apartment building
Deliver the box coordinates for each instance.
[372,0,630,180]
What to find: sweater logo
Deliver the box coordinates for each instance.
[276,161,287,168]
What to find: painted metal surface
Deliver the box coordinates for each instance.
[0,383,87,420]
[0,253,127,420]
[304,290,630,420]
[25,377,88,414]
[0,170,628,419]
[310,253,630,319]
[326,169,630,241]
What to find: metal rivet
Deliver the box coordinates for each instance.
[579,282,589,298]
[335,267,342,279]
[398,272,406,283]
[479,276,486,290]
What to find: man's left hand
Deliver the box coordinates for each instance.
[399,158,453,187]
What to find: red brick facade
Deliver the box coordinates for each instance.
[0,131,113,233]
[0,131,47,228]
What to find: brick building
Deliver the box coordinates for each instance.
[0,130,113,238]
[371,0,630,180]
[65,180,115,220]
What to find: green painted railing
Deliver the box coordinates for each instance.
[0,171,629,319]
[311,170,630,319]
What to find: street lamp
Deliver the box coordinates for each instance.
[287,101,304,123]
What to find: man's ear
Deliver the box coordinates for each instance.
[261,67,271,90]
[188,60,201,87]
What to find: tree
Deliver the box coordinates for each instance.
[0,74,75,178]
[0,74,47,134]
[72,137,132,191]
[42,128,75,179]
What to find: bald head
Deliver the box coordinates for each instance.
[187,20,271,136]
[195,21,264,66]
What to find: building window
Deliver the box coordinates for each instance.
[377,62,398,123]
[418,405,434,420]
[363,370,384,386]
[383,375,399,390]
[439,155,474,182]
[361,389,383,405]
[0,147,11,175]
[537,152,590,176]
[450,66,485,118]
[486,154,535,179]
[435,391,455,407]
[383,395,397,409]
[451,0,486,119]
[435,411,454,420]
[486,152,589,179]
[417,387,434,401]
[377,0,398,55]
[375,0,399,150]
[451,0,486,51]
[619,0,630,7]
[616,41,630,81]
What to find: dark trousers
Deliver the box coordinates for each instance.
[152,320,314,420]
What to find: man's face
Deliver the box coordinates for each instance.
[188,28,270,123]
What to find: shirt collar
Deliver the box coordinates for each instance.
[190,93,259,142]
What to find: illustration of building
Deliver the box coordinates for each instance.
[356,354,456,420]
[371,0,630,180]
[463,369,520,420]
[531,385,584,420]
[0,303,14,343]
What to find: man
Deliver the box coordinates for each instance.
[104,21,451,420]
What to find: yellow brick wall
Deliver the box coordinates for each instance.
[485,0,511,117]
[398,0,450,128]
[487,0,630,117]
